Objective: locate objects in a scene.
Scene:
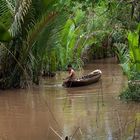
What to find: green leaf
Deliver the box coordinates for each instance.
[0,23,12,42]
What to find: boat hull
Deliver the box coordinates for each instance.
[63,70,102,87]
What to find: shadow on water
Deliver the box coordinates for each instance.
[0,58,140,140]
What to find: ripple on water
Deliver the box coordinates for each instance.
[0,58,139,140]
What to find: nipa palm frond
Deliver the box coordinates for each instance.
[5,0,15,14]
[0,0,13,28]
[26,12,58,48]
[9,0,32,37]
[25,12,68,72]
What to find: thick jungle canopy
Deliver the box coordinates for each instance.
[0,0,140,91]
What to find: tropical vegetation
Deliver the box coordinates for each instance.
[0,0,140,101]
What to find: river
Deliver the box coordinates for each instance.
[0,58,139,140]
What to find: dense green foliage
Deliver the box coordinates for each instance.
[119,24,140,101]
[0,0,140,91]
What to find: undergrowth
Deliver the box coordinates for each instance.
[120,72,140,102]
[120,84,140,102]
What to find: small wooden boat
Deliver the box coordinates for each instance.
[63,69,102,87]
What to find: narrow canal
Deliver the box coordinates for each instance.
[0,58,139,140]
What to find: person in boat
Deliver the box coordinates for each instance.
[63,64,76,82]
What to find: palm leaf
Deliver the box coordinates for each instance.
[0,23,12,42]
[0,0,13,28]
[9,0,32,36]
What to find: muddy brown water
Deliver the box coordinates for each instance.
[0,58,140,140]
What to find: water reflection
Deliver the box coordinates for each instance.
[0,58,139,140]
